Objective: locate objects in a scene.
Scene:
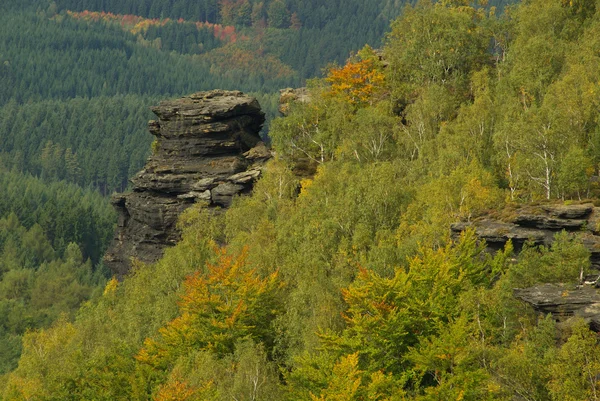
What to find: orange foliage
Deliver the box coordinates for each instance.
[326,59,385,105]
[65,11,237,43]
[213,24,237,42]
[154,379,196,401]
[290,12,302,30]
[135,247,281,369]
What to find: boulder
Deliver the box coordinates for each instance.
[542,204,593,219]
[278,87,310,115]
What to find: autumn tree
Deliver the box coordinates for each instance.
[326,57,385,106]
[290,12,302,30]
[135,247,283,373]
[287,231,501,397]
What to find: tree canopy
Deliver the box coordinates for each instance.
[10,0,600,400]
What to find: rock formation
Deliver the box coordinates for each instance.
[451,203,600,269]
[278,87,310,115]
[104,90,271,277]
[514,283,600,331]
[452,203,600,330]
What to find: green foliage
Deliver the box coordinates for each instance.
[0,10,295,106]
[267,0,290,28]
[0,96,155,194]
[0,171,115,263]
[269,83,352,164]
[491,0,600,200]
[2,205,218,400]
[386,0,491,103]
[509,231,590,287]
[491,314,556,400]
[408,316,495,401]
[0,183,111,374]
[556,145,594,200]
[151,340,282,401]
[549,318,600,401]
[11,0,600,400]
[0,0,419,193]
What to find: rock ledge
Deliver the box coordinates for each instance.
[451,203,600,268]
[452,203,600,330]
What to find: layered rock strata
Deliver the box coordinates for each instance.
[451,203,600,269]
[452,203,600,330]
[514,283,600,331]
[104,90,271,277]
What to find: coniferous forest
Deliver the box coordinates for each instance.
[6,0,600,400]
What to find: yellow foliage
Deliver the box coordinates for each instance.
[326,59,384,105]
[135,247,282,369]
[310,353,362,401]
[299,178,314,196]
[154,377,197,401]
[103,277,118,296]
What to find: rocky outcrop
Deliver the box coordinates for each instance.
[452,203,600,331]
[451,203,600,269]
[514,283,600,331]
[104,90,271,277]
[278,87,310,115]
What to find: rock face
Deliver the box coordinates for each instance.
[452,203,600,330]
[104,90,271,277]
[451,203,600,269]
[278,87,310,115]
[514,284,600,331]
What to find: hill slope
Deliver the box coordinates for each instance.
[5,1,600,400]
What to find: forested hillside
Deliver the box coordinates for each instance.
[0,0,427,194]
[0,0,440,383]
[8,0,400,79]
[3,0,600,400]
[0,0,516,193]
[0,170,113,374]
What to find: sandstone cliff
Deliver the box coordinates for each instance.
[451,203,600,270]
[104,90,271,277]
[452,203,600,330]
[514,283,600,331]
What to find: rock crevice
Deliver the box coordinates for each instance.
[104,90,271,277]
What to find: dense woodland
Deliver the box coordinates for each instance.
[0,0,410,194]
[0,0,425,382]
[9,0,600,399]
[4,0,402,79]
[0,0,423,382]
[2,0,600,399]
[0,0,512,193]
[0,171,113,374]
